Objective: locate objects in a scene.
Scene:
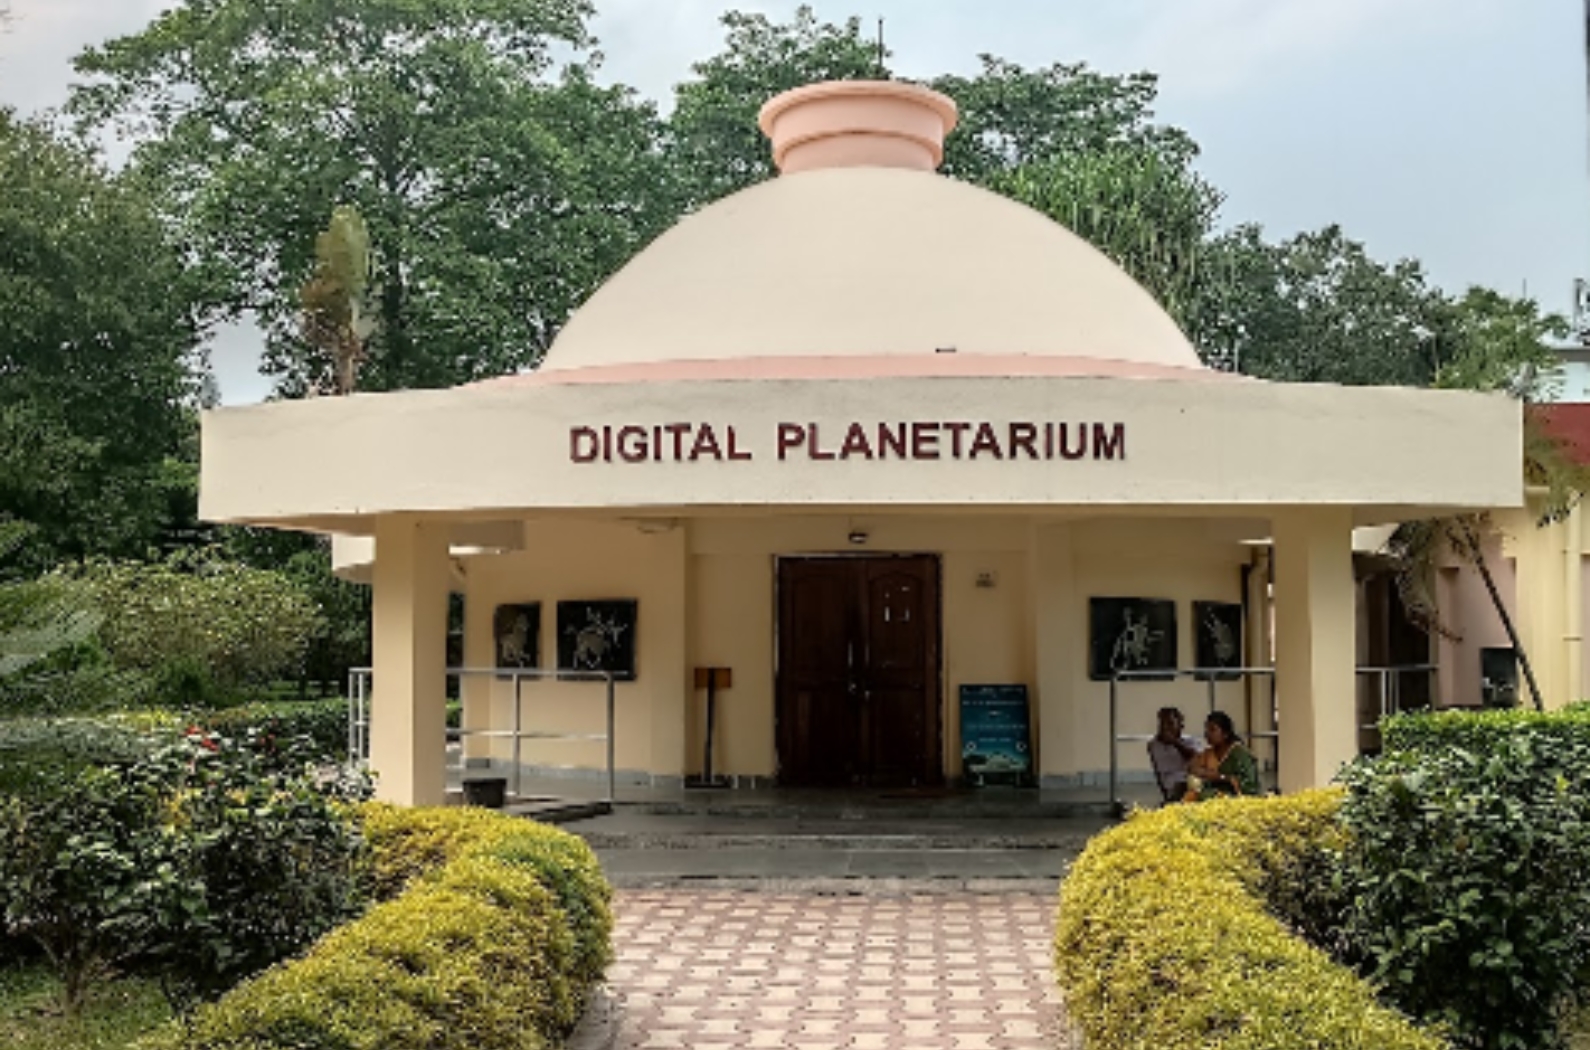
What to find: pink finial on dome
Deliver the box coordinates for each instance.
[758,80,959,175]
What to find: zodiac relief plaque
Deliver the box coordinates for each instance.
[1089,597,1177,682]
[1193,601,1244,680]
[492,603,541,671]
[556,600,638,680]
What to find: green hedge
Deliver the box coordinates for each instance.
[0,700,349,802]
[137,805,612,1050]
[1055,792,1445,1050]
[197,698,348,763]
[1381,704,1590,755]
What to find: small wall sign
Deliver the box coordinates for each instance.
[959,684,1033,787]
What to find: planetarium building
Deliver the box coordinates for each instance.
[199,81,1522,806]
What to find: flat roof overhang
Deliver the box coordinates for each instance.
[200,373,1523,532]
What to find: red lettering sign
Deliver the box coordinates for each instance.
[566,421,1128,465]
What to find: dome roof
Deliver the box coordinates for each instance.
[540,167,1203,378]
[536,80,1204,382]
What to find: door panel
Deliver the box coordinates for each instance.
[776,556,941,787]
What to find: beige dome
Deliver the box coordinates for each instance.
[540,166,1204,377]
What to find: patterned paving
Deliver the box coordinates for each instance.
[608,890,1070,1049]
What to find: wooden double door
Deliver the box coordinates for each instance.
[776,556,942,787]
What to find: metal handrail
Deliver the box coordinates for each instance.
[1356,664,1439,734]
[1109,666,1278,815]
[346,665,618,805]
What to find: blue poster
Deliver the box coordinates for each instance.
[960,684,1032,786]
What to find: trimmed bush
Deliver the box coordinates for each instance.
[1381,705,1590,756]
[359,804,613,987]
[1337,718,1590,1050]
[138,806,612,1049]
[1055,792,1444,1050]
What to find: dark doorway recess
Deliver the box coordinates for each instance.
[776,555,942,787]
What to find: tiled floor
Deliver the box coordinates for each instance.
[607,890,1070,1049]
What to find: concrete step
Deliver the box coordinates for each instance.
[594,846,1077,888]
[626,799,1114,821]
[575,830,1092,851]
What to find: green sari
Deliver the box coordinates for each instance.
[1196,744,1261,799]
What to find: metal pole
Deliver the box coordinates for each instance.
[703,673,718,783]
[1109,675,1119,814]
[1206,672,1217,717]
[512,672,523,802]
[347,669,356,766]
[357,671,369,766]
[606,674,617,806]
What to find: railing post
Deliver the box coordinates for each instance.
[347,668,356,766]
[606,674,617,806]
[512,672,523,802]
[1109,675,1119,815]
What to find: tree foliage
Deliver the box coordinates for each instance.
[990,145,1224,336]
[70,0,676,395]
[933,56,1195,185]
[0,111,202,566]
[300,206,376,396]
[667,8,1197,208]
[667,7,885,209]
[1195,224,1448,382]
[61,550,325,697]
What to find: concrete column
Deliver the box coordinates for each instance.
[370,516,451,806]
[459,578,496,766]
[1028,523,1079,785]
[651,528,691,780]
[1272,509,1356,793]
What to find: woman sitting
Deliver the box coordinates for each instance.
[1183,711,1261,801]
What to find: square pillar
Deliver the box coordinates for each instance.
[1272,509,1356,793]
[370,516,451,806]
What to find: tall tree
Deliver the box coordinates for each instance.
[1196,224,1447,383]
[667,8,1197,210]
[0,110,203,568]
[70,0,677,395]
[300,206,376,396]
[667,7,886,210]
[932,57,1196,185]
[989,145,1225,336]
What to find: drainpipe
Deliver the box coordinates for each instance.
[1240,559,1254,737]
[1568,502,1584,705]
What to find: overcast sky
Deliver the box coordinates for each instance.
[2,0,1587,404]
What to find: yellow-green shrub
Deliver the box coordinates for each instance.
[359,804,613,987]
[1055,791,1447,1050]
[138,806,611,1050]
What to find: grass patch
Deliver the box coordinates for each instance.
[0,963,169,1050]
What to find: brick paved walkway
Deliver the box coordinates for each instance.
[607,890,1069,1049]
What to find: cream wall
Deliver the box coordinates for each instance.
[459,519,687,778]
[1032,521,1252,786]
[201,375,1522,530]
[448,511,1256,786]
